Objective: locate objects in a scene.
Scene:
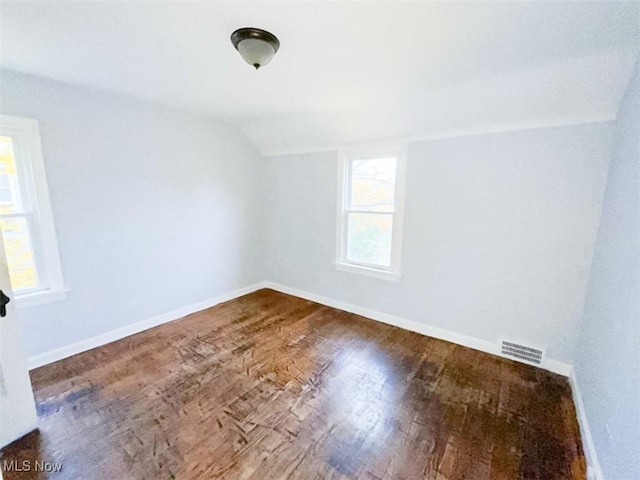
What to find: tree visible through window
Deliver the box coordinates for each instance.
[0,135,39,291]
[337,143,406,280]
[0,115,65,306]
[347,157,396,266]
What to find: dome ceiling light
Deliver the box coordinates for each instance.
[231,27,280,70]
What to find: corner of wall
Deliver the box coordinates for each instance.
[568,368,604,480]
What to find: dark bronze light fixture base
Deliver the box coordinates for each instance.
[231,27,280,70]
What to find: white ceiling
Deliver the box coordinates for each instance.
[1,1,639,155]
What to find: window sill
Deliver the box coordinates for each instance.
[334,262,401,282]
[14,288,69,309]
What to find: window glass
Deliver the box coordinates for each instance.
[337,144,405,279]
[346,212,393,266]
[0,116,65,306]
[349,157,396,212]
[0,217,38,291]
[0,136,23,213]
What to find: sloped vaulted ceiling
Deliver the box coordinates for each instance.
[1,1,639,154]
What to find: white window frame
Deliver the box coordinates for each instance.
[0,115,67,308]
[335,141,407,282]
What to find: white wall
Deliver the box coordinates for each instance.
[573,59,640,479]
[0,69,622,380]
[0,70,264,358]
[262,122,614,364]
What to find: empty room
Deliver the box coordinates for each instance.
[0,1,638,479]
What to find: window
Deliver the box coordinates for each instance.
[0,115,66,307]
[336,142,407,281]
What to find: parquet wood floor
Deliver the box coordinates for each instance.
[1,289,585,479]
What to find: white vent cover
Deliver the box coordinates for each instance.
[500,340,544,365]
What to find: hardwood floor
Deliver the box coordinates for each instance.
[1,289,585,479]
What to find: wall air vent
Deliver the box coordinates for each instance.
[500,340,544,365]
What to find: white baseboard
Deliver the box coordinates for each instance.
[569,368,604,480]
[0,424,38,451]
[545,357,573,376]
[27,279,573,378]
[263,282,572,377]
[26,280,587,472]
[27,282,268,370]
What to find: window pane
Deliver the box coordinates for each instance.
[0,216,39,291]
[0,136,24,213]
[350,157,396,212]
[0,174,12,203]
[347,212,393,267]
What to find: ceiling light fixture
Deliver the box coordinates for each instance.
[231,27,280,70]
